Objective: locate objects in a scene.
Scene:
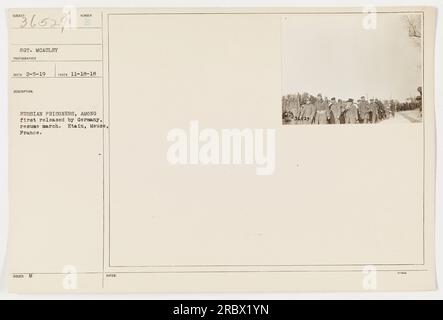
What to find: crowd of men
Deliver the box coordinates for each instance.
[282,93,400,125]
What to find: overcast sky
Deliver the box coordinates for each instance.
[282,13,422,101]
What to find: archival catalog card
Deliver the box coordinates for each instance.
[7,7,437,293]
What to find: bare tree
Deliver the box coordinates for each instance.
[407,16,422,38]
[402,14,422,73]
[404,14,422,46]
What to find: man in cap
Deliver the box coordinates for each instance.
[290,94,302,123]
[345,98,359,124]
[369,99,379,123]
[329,97,342,124]
[314,93,328,124]
[300,96,316,124]
[338,99,346,123]
[358,96,370,123]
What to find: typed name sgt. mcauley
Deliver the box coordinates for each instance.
[18,47,59,53]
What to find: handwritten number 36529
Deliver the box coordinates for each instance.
[19,12,73,32]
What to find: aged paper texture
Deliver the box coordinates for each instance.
[7,7,436,292]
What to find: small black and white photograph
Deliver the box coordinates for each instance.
[282,12,423,125]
